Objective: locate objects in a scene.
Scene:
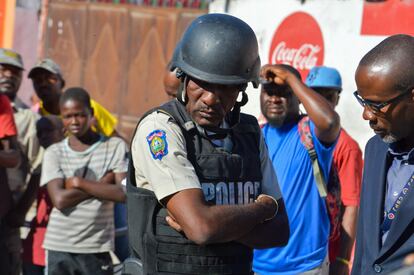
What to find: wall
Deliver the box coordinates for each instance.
[43,2,205,140]
[210,0,414,151]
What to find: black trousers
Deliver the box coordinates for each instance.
[22,263,45,275]
[0,222,21,275]
[46,250,113,275]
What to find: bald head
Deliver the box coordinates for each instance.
[163,67,181,99]
[358,34,414,92]
[355,35,414,146]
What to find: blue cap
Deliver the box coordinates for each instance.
[305,66,342,91]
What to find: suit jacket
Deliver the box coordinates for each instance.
[352,135,414,274]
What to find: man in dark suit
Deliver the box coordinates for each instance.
[352,34,414,274]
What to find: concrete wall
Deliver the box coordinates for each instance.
[209,0,414,152]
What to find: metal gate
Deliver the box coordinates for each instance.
[42,1,205,140]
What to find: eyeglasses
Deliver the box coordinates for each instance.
[353,88,413,113]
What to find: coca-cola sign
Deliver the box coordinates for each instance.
[268,12,324,80]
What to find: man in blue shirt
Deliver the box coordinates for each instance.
[253,64,340,274]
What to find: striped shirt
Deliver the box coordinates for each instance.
[40,136,128,253]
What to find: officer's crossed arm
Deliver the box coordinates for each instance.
[163,188,280,246]
[164,137,290,249]
[134,113,289,248]
[261,64,340,144]
[165,194,289,248]
[236,199,288,248]
[229,133,289,249]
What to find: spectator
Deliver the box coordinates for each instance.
[306,66,363,274]
[352,34,414,274]
[163,62,181,99]
[41,87,128,274]
[21,115,63,275]
[0,48,41,275]
[0,92,20,273]
[253,64,340,274]
[0,48,42,202]
[28,58,118,137]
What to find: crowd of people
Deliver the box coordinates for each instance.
[0,50,125,274]
[0,12,413,275]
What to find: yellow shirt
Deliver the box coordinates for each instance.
[39,99,118,137]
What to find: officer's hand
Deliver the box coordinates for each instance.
[255,194,279,222]
[166,215,183,232]
[65,177,81,189]
[260,64,295,86]
[100,171,115,185]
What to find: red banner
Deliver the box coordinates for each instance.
[361,0,414,36]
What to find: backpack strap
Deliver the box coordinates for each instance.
[298,116,328,198]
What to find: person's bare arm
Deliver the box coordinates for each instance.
[6,173,41,227]
[47,178,92,210]
[163,189,278,246]
[236,198,289,248]
[66,172,126,203]
[261,64,340,144]
[330,205,358,275]
[166,198,289,248]
[0,136,20,168]
[166,197,289,248]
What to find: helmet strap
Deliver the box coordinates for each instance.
[228,91,248,126]
[176,70,188,105]
[197,91,248,140]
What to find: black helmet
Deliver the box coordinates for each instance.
[171,13,260,88]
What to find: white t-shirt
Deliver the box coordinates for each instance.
[41,136,128,253]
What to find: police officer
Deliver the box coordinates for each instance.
[127,13,289,275]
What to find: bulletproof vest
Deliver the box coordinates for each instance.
[127,100,262,274]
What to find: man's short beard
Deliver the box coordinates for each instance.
[0,88,16,101]
[267,114,287,128]
[381,133,399,144]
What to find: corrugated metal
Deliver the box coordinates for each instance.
[43,2,205,141]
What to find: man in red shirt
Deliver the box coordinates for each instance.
[0,48,43,275]
[0,91,21,273]
[306,66,363,275]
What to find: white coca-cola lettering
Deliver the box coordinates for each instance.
[270,42,320,70]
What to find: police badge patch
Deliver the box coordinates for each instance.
[146,130,168,160]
